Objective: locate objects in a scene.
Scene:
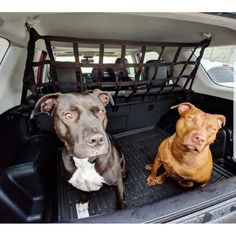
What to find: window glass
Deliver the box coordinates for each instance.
[197,46,236,88]
[143,51,159,63]
[55,55,135,77]
[0,37,9,64]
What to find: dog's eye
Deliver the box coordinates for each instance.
[64,112,73,120]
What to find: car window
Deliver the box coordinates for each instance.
[55,55,135,77]
[0,37,9,64]
[143,51,159,63]
[197,46,236,88]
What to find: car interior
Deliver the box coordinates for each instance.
[0,12,235,223]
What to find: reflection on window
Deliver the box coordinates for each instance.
[0,37,9,64]
[196,46,236,88]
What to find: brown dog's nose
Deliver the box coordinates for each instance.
[192,133,206,145]
[86,132,105,147]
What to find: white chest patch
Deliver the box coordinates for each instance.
[68,157,106,192]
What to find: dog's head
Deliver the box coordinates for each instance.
[31,89,114,158]
[171,102,226,153]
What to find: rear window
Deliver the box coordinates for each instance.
[0,37,9,64]
[197,46,236,88]
[143,51,159,63]
[55,55,135,77]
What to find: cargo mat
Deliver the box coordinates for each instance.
[57,127,232,222]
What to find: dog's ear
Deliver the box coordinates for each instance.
[93,89,114,106]
[215,114,226,128]
[30,93,61,119]
[170,102,195,114]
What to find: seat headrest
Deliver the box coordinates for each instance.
[143,60,167,81]
[91,67,116,82]
[91,67,104,82]
[114,57,129,77]
[115,58,129,64]
[55,62,81,93]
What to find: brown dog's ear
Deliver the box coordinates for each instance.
[215,114,226,127]
[30,92,61,119]
[170,102,195,114]
[93,89,114,106]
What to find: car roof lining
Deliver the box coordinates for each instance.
[0,13,236,48]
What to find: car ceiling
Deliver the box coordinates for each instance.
[0,12,235,48]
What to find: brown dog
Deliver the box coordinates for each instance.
[145,102,226,188]
[31,89,126,209]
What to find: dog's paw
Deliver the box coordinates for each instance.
[178,180,193,188]
[122,169,129,180]
[147,175,162,186]
[200,182,208,188]
[117,201,126,210]
[145,164,153,171]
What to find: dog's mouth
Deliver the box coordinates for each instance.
[72,145,109,159]
[72,155,98,163]
[88,156,98,163]
[73,150,108,159]
[185,145,197,150]
[183,144,202,152]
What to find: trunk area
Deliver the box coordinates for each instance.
[57,126,232,222]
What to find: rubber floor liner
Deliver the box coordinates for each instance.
[57,127,232,222]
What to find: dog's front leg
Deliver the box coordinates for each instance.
[114,176,125,209]
[62,149,77,179]
[145,156,165,186]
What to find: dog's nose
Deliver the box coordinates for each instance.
[86,132,105,147]
[192,133,206,145]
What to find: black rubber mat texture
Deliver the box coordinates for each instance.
[57,127,231,222]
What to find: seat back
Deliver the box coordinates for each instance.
[54,62,81,93]
[143,60,167,82]
[114,58,130,80]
